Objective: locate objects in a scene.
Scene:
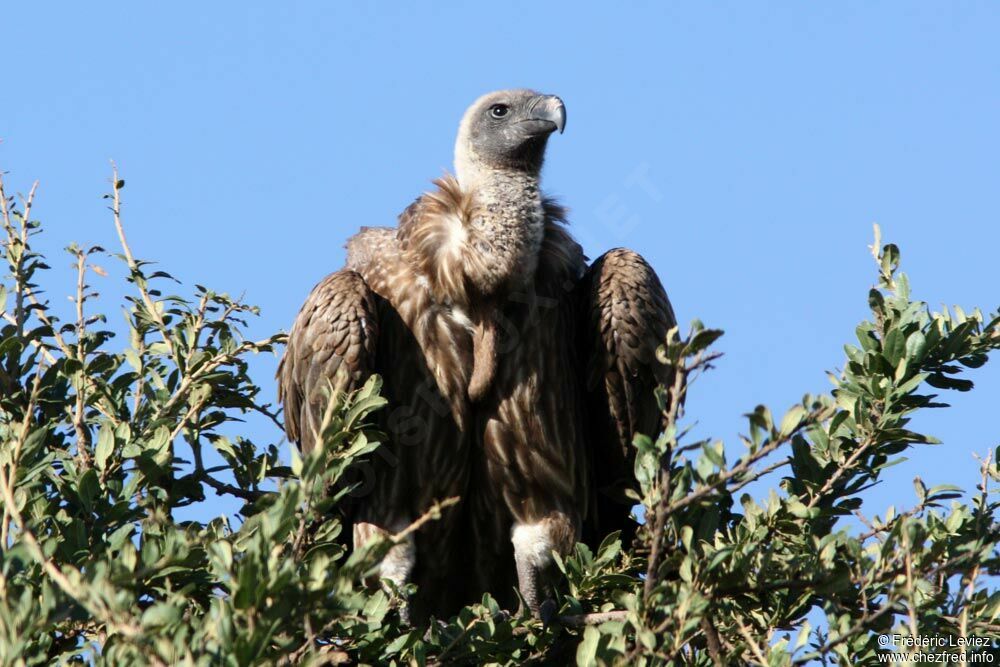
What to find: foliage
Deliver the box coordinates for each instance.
[0,169,998,666]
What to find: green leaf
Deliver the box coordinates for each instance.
[881,243,900,277]
[95,423,115,471]
[141,603,181,629]
[343,394,389,431]
[77,469,99,513]
[576,626,600,667]
[679,557,693,582]
[780,405,807,437]
[687,327,724,354]
[883,328,905,367]
[905,331,927,363]
[795,621,812,649]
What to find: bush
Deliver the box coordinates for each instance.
[0,169,997,665]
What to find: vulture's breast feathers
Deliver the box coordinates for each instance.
[391,175,552,402]
[397,175,546,307]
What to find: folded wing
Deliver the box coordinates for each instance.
[577,248,677,545]
[278,270,379,453]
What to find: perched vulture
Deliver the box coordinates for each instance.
[278,89,676,621]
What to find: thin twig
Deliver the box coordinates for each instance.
[72,249,93,464]
[557,610,629,627]
[734,616,768,665]
[109,163,177,365]
[643,350,689,600]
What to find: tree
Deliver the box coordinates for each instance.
[0,168,997,666]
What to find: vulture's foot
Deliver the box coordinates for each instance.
[423,619,450,642]
[396,599,412,626]
[538,599,558,626]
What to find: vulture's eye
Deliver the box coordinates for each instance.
[489,104,510,119]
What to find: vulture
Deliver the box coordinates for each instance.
[278,89,676,621]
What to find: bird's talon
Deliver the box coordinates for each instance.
[539,599,557,626]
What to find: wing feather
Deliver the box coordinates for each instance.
[577,248,677,545]
[278,269,379,452]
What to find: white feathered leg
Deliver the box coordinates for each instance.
[511,514,574,620]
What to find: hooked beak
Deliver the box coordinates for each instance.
[518,95,566,136]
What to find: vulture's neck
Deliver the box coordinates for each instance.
[402,164,547,311]
[462,166,546,296]
[457,165,547,402]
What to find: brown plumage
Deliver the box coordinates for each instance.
[277,90,676,621]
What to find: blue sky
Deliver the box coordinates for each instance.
[3,3,998,524]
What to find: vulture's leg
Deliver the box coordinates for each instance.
[355,519,416,624]
[511,513,575,620]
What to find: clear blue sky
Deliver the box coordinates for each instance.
[4,3,998,523]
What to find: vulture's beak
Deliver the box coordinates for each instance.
[519,95,566,136]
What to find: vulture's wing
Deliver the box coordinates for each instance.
[577,248,677,546]
[278,270,379,453]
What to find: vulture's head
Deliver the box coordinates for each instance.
[455,89,566,187]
